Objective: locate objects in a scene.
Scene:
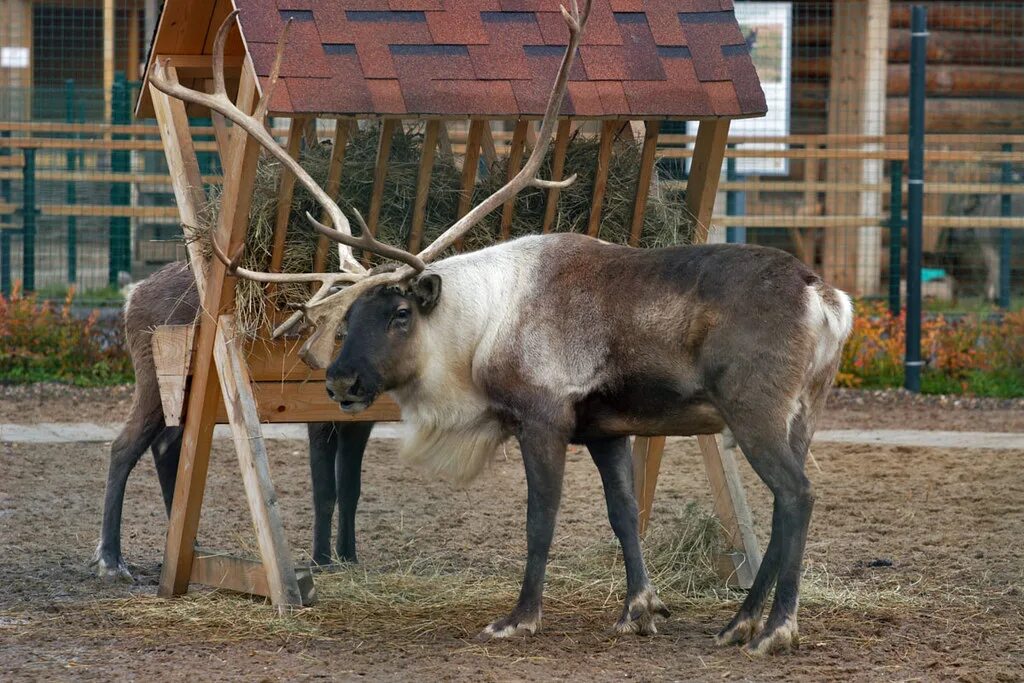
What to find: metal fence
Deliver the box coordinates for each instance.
[0,0,1021,311]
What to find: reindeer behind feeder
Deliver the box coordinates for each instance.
[144,3,852,655]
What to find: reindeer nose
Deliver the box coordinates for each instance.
[326,374,364,403]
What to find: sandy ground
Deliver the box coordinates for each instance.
[1,386,1022,681]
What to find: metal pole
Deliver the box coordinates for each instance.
[66,79,78,285]
[1,130,10,296]
[905,6,927,393]
[22,148,36,293]
[725,153,746,244]
[888,160,903,315]
[110,72,131,286]
[999,143,1013,309]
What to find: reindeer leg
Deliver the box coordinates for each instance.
[588,437,668,635]
[723,413,814,655]
[150,426,183,517]
[480,426,567,640]
[92,402,165,582]
[308,422,338,567]
[336,421,372,563]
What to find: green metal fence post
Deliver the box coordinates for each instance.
[999,143,1013,309]
[109,71,132,286]
[65,78,78,285]
[905,6,927,393]
[22,148,37,292]
[1,130,11,296]
[888,160,903,316]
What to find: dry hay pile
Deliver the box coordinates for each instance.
[196,122,696,337]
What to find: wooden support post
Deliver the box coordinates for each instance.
[103,0,115,122]
[313,120,351,272]
[631,435,665,534]
[268,117,308,295]
[409,120,441,252]
[541,119,572,233]
[698,434,760,588]
[628,120,661,246]
[456,119,486,250]
[128,5,141,83]
[687,119,731,243]
[214,315,303,608]
[480,122,498,165]
[587,120,618,237]
[154,61,263,599]
[500,120,529,241]
[365,118,397,263]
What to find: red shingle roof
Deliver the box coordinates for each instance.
[234,0,767,119]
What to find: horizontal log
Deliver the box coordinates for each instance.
[887,98,1024,134]
[890,30,1024,65]
[191,549,316,606]
[887,65,1024,98]
[710,215,1024,229]
[891,3,1024,34]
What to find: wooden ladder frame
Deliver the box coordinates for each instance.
[147,53,761,611]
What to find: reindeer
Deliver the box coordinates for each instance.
[91,262,375,582]
[148,3,852,655]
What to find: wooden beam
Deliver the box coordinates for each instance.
[587,120,619,237]
[313,120,351,272]
[191,549,315,606]
[156,61,262,600]
[103,0,115,122]
[480,122,498,165]
[542,119,572,233]
[698,435,760,589]
[687,119,731,241]
[214,315,303,609]
[631,436,665,534]
[500,120,529,241]
[409,120,441,252]
[127,5,141,82]
[628,120,661,247]
[456,119,486,250]
[267,117,308,297]
[368,119,397,238]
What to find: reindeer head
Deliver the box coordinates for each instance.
[148,2,591,410]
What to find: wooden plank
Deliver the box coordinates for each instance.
[313,120,351,272]
[152,324,195,427]
[500,121,529,241]
[456,119,486,250]
[686,119,731,241]
[367,119,398,241]
[191,549,315,606]
[541,119,572,233]
[587,120,619,237]
[697,435,760,589]
[157,62,263,600]
[244,382,401,424]
[268,117,308,297]
[480,122,498,165]
[214,315,303,609]
[103,0,115,122]
[409,120,441,252]
[628,120,660,247]
[631,436,665,535]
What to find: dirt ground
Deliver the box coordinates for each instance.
[1,388,1023,681]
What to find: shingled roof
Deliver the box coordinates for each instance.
[143,0,767,120]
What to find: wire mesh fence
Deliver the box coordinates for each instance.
[0,0,1021,314]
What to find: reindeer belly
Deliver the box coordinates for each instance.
[571,375,726,441]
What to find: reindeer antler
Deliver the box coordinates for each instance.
[152,1,592,368]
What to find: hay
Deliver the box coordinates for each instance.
[195,123,696,338]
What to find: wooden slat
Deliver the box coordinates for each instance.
[587,120,619,237]
[214,315,303,608]
[628,121,660,247]
[367,119,398,241]
[243,382,401,424]
[500,120,529,241]
[542,119,572,233]
[313,120,352,272]
[191,549,315,606]
[409,120,441,252]
[267,117,308,297]
[687,120,731,242]
[456,120,487,250]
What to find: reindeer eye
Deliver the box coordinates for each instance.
[394,307,411,322]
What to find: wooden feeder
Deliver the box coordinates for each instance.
[135,0,768,610]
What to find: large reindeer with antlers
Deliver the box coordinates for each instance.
[149,1,852,655]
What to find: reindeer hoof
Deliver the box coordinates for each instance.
[613,587,670,636]
[743,618,799,656]
[715,615,762,647]
[90,547,133,583]
[477,611,541,641]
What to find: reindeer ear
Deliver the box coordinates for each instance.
[410,274,442,314]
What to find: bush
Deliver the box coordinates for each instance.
[0,283,133,386]
[838,301,1024,397]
